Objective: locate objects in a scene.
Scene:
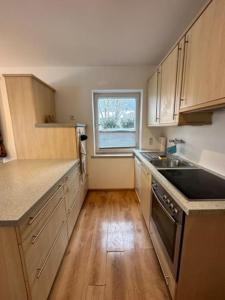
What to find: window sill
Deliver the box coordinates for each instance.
[91,153,134,159]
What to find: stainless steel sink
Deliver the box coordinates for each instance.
[140,152,196,169]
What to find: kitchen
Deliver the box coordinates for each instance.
[0,0,225,299]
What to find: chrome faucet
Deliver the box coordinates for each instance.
[169,138,185,145]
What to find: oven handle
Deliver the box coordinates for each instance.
[151,187,176,224]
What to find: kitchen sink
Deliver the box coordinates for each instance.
[140,152,196,169]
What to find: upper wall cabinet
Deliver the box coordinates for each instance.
[147,70,160,126]
[147,38,204,126]
[159,45,180,125]
[180,0,225,112]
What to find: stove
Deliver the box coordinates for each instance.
[159,169,225,201]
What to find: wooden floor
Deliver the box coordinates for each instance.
[49,190,170,300]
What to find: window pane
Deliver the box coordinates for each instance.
[97,97,137,148]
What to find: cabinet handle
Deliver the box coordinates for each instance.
[173,45,182,120]
[164,275,170,286]
[156,69,161,123]
[180,35,189,107]
[31,196,64,244]
[28,184,63,225]
[36,221,65,279]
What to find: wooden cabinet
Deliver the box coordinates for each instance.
[147,0,225,124]
[140,165,152,231]
[180,0,225,112]
[65,166,87,239]
[160,46,179,125]
[3,74,77,159]
[134,157,142,200]
[0,163,87,300]
[147,70,160,126]
[135,156,152,231]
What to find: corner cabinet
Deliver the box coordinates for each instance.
[134,157,152,231]
[180,0,225,112]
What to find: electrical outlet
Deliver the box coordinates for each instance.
[149,137,153,145]
[70,115,75,121]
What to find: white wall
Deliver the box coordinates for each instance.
[0,66,162,189]
[162,110,225,176]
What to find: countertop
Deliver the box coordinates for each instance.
[0,159,79,225]
[134,149,225,215]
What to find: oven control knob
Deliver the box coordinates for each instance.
[170,203,174,209]
[153,183,158,190]
[166,198,170,204]
[163,195,167,201]
[173,208,178,214]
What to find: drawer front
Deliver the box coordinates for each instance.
[67,194,81,239]
[64,167,80,212]
[22,195,67,286]
[19,182,64,242]
[30,221,68,300]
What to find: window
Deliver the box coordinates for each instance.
[93,91,141,154]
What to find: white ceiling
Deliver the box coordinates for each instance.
[0,0,207,67]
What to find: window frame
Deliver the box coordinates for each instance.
[92,90,142,154]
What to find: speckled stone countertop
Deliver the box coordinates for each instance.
[0,159,79,225]
[134,150,225,215]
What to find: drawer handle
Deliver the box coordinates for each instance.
[36,221,65,279]
[31,196,65,244]
[28,184,63,225]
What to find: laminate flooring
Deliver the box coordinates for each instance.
[49,190,170,300]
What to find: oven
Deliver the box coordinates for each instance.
[151,178,184,280]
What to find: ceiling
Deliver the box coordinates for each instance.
[0,0,207,67]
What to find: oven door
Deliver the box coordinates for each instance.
[151,188,182,279]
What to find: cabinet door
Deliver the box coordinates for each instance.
[160,46,179,124]
[147,70,160,126]
[180,0,225,110]
[134,157,142,201]
[140,166,152,231]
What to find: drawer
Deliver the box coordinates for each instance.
[22,195,67,286]
[30,221,68,300]
[79,175,88,206]
[64,167,80,212]
[19,182,64,243]
[67,195,81,239]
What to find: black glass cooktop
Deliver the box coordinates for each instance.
[159,169,225,201]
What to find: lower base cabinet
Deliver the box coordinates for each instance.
[134,157,152,231]
[0,163,88,300]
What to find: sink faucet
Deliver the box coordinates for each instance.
[169,138,185,145]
